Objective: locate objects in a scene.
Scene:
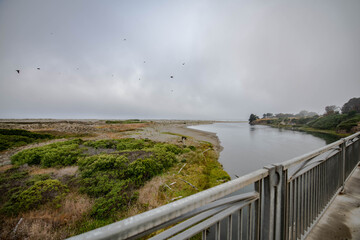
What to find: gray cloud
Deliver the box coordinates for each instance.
[1,0,359,120]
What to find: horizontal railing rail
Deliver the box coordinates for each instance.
[68,131,360,240]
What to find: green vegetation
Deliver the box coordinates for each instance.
[2,179,68,215]
[248,114,259,124]
[78,140,180,219]
[0,129,54,151]
[252,113,360,139]
[0,167,68,216]
[251,97,360,138]
[2,137,230,238]
[11,139,84,167]
[336,115,360,132]
[83,138,156,151]
[105,119,144,124]
[307,114,347,130]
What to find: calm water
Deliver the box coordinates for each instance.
[189,123,338,179]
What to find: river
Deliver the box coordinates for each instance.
[189,122,339,179]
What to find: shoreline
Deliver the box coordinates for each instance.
[0,120,225,166]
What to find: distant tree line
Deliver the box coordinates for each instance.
[249,97,360,124]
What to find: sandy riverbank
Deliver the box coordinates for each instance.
[0,119,222,166]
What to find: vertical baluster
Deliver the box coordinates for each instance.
[293,178,298,239]
[304,171,307,233]
[287,180,291,240]
[299,174,304,237]
[202,230,207,240]
[248,203,252,240]
[254,180,261,240]
[238,209,243,240]
[316,166,319,216]
[296,177,301,239]
[215,222,220,240]
[306,170,310,231]
[310,167,314,224]
[321,161,328,211]
[291,179,295,240]
[227,215,232,240]
[297,177,300,239]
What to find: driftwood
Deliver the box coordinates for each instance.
[179,178,198,190]
[12,218,23,235]
[178,163,187,174]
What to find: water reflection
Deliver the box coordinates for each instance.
[189,123,334,179]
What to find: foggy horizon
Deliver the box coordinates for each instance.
[1,0,359,120]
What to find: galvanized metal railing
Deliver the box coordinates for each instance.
[68,131,360,240]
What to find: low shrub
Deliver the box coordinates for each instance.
[116,139,155,151]
[336,115,360,132]
[1,179,68,215]
[155,143,183,155]
[78,154,129,179]
[83,138,156,151]
[90,180,137,219]
[307,114,347,130]
[11,139,83,167]
[83,140,118,149]
[0,167,29,205]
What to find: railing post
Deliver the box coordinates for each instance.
[274,164,287,240]
[341,139,346,193]
[261,165,287,240]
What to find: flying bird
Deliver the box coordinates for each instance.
[143,61,146,63]
[123,38,126,41]
[16,70,20,74]
[37,68,40,70]
[182,63,185,65]
[170,76,174,78]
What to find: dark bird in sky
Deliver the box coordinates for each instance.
[16,70,20,74]
[170,76,174,78]
[182,63,185,65]
[37,68,40,70]
[139,78,141,81]
[123,38,126,41]
[143,61,146,63]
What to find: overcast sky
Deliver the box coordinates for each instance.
[0,0,359,120]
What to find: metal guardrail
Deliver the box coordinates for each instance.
[68,131,360,240]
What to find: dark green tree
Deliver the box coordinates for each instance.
[341,97,360,114]
[249,114,259,124]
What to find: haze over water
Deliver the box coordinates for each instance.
[189,123,334,179]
